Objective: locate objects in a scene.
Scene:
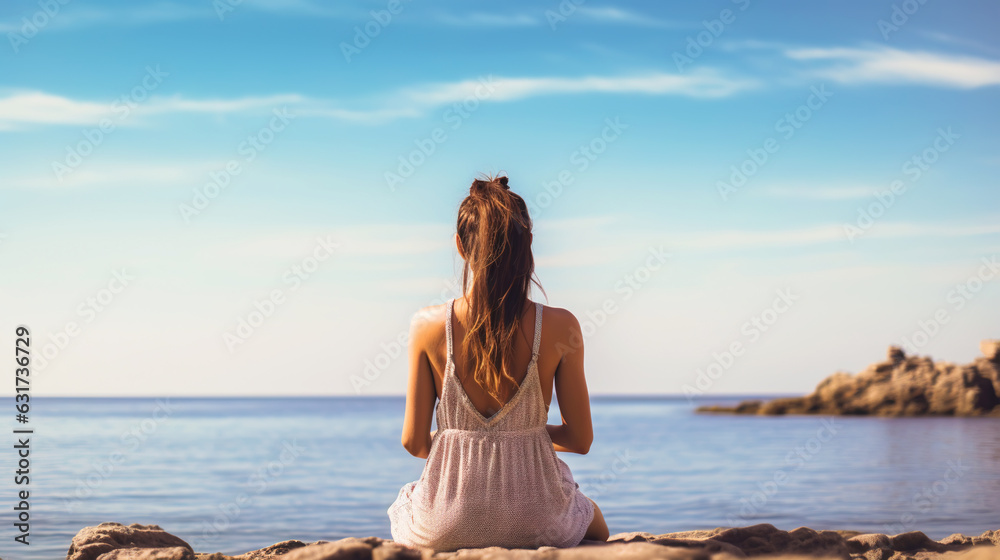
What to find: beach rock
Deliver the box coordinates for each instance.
[698,341,1000,417]
[278,537,375,560]
[68,523,1000,560]
[890,531,946,552]
[981,340,1000,362]
[847,534,892,553]
[231,539,309,559]
[67,523,194,560]
[99,548,194,560]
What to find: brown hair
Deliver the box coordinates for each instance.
[456,175,544,403]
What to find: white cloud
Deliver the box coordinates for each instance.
[0,91,303,128]
[0,92,112,126]
[785,46,1000,88]
[401,70,757,106]
[434,12,538,26]
[0,3,210,32]
[0,70,755,130]
[758,185,877,200]
[575,6,688,29]
[0,1,358,32]
[4,161,223,189]
[672,221,1000,251]
[534,215,621,232]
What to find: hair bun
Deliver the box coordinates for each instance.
[497,176,509,189]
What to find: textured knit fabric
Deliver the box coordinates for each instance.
[388,298,595,551]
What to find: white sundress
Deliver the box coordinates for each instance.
[388,298,595,551]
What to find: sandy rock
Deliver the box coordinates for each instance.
[371,541,424,560]
[68,523,1000,560]
[233,539,309,559]
[847,534,892,553]
[99,548,195,560]
[553,542,715,559]
[698,342,1000,416]
[279,537,379,560]
[890,531,946,552]
[981,340,1000,362]
[974,529,1000,547]
[67,523,194,560]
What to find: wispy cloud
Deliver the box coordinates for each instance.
[0,91,303,129]
[576,6,689,29]
[785,45,1000,88]
[671,221,1000,251]
[0,3,210,32]
[0,70,755,130]
[3,161,222,189]
[433,12,538,27]
[0,0,360,32]
[400,70,757,106]
[0,92,111,126]
[758,185,876,200]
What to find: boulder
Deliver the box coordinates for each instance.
[67,523,194,560]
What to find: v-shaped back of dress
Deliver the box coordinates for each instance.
[437,298,547,433]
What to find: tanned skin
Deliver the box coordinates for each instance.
[399,233,610,542]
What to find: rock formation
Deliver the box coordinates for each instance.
[698,340,1000,417]
[64,522,1000,559]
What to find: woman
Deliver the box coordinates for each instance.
[388,176,609,551]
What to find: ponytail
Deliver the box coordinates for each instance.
[456,175,544,403]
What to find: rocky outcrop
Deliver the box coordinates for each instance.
[698,340,1000,417]
[65,522,1000,560]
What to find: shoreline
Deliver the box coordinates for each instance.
[66,522,1000,559]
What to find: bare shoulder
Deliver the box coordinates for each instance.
[537,303,583,342]
[409,302,448,341]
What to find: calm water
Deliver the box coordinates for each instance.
[3,396,999,559]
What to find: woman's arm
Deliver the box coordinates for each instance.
[400,310,438,459]
[546,311,594,454]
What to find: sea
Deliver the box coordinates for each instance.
[2,396,998,559]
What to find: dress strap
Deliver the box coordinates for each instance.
[446,298,455,362]
[531,301,543,359]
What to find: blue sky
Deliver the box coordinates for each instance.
[1,0,998,397]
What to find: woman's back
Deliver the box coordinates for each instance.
[389,175,607,550]
[388,298,594,550]
[439,296,552,419]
